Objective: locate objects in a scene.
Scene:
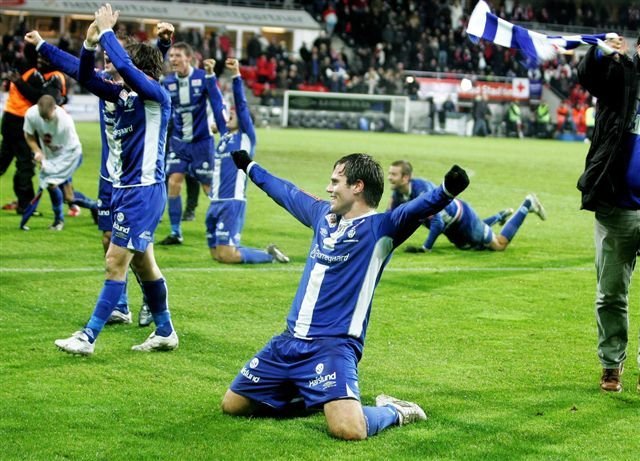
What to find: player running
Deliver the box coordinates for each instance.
[221,149,469,439]
[202,58,288,264]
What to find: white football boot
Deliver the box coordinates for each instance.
[266,244,290,263]
[375,394,427,425]
[55,331,95,355]
[138,302,153,327]
[131,330,178,352]
[526,193,547,221]
[107,309,132,325]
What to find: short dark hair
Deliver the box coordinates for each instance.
[125,42,163,81]
[334,153,384,208]
[170,42,193,57]
[390,160,413,177]
[637,35,640,46]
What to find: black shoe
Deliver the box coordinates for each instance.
[159,234,183,245]
[405,245,426,253]
[182,209,195,221]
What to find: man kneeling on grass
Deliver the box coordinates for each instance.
[220,149,469,439]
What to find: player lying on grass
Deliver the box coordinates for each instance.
[220,149,468,440]
[387,160,546,252]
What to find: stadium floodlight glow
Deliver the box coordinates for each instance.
[262,27,286,34]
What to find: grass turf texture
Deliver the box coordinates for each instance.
[1,124,638,460]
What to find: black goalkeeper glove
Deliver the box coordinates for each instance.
[443,164,469,197]
[231,150,252,172]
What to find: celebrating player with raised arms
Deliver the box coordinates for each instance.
[159,42,221,246]
[25,22,173,327]
[202,57,288,264]
[221,149,469,440]
[55,4,177,355]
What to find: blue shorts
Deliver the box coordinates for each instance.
[447,201,493,249]
[165,137,214,184]
[230,332,362,409]
[205,200,245,248]
[110,183,166,252]
[97,177,113,232]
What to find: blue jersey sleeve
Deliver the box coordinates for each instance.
[99,30,166,103]
[248,163,328,228]
[422,212,445,250]
[157,39,171,59]
[233,76,256,145]
[386,186,452,246]
[38,42,80,79]
[205,75,228,135]
[78,45,121,102]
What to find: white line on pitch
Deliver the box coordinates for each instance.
[0,266,593,273]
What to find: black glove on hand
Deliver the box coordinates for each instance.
[231,150,252,172]
[443,165,469,197]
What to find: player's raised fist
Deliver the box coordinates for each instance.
[156,22,174,42]
[231,150,252,172]
[443,165,469,197]
[24,31,43,47]
[203,59,216,75]
[225,58,240,77]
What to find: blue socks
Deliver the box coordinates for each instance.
[363,405,399,437]
[239,247,274,264]
[84,279,127,343]
[483,212,503,227]
[71,190,97,210]
[500,198,531,242]
[141,279,174,337]
[168,196,182,236]
[48,187,64,222]
[114,276,129,314]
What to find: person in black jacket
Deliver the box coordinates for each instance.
[576,34,640,393]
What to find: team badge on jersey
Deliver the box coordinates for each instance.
[325,213,337,227]
[315,363,324,374]
[116,212,125,223]
[250,357,259,369]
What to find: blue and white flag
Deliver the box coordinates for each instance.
[466,0,617,67]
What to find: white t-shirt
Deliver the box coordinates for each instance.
[24,105,82,186]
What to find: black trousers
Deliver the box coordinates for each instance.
[0,112,35,210]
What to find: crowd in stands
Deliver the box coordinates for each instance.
[2,0,636,135]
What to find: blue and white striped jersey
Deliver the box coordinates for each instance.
[162,67,215,144]
[206,76,256,201]
[37,39,171,184]
[247,163,453,355]
[78,31,170,188]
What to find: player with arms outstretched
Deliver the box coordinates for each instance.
[55,4,177,354]
[221,149,469,440]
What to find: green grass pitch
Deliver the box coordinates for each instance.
[1,124,638,460]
